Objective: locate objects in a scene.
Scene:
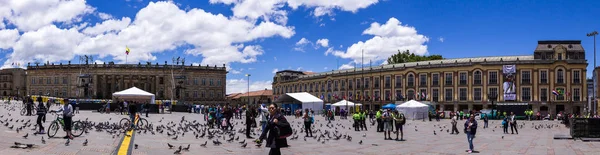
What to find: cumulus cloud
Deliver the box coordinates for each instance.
[0,0,95,31]
[1,1,296,68]
[316,38,329,47]
[294,37,311,52]
[0,29,19,49]
[272,68,279,74]
[97,12,113,20]
[226,78,272,94]
[210,0,381,23]
[326,17,429,65]
[438,37,444,43]
[339,63,354,69]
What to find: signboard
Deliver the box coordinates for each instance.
[503,65,516,101]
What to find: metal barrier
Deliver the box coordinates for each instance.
[570,118,600,138]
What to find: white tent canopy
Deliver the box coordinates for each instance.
[112,87,155,104]
[274,92,323,114]
[331,100,362,107]
[396,100,429,120]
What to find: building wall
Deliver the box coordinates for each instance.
[25,63,227,104]
[0,68,26,97]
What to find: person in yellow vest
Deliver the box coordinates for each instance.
[376,110,383,132]
[352,112,360,131]
[361,110,368,131]
[393,111,406,141]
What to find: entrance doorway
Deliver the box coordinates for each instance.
[573,106,581,115]
[540,105,549,116]
[459,104,468,112]
[556,105,565,115]
[444,105,454,111]
[473,105,483,112]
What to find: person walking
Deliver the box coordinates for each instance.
[35,100,47,134]
[393,111,406,141]
[502,117,509,134]
[483,114,489,128]
[451,116,460,134]
[510,112,518,134]
[144,102,150,117]
[465,115,478,153]
[128,101,137,130]
[256,103,290,155]
[376,110,383,132]
[303,109,314,137]
[54,99,74,139]
[245,105,255,139]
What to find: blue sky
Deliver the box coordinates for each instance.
[0,0,599,94]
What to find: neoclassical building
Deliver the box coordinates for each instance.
[272,40,588,115]
[26,62,227,105]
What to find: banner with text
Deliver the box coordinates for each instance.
[503,65,517,101]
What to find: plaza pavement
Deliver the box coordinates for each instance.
[1,102,600,155]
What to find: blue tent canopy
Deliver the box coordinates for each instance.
[382,103,396,109]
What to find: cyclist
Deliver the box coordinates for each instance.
[52,99,74,139]
[128,101,138,130]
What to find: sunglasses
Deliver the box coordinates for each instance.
[268,107,275,109]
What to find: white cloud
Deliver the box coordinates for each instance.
[326,17,429,65]
[229,68,242,74]
[2,1,296,68]
[273,57,277,61]
[248,67,255,70]
[97,12,113,20]
[316,38,329,47]
[226,78,272,94]
[438,37,444,43]
[210,0,380,25]
[323,67,328,70]
[0,0,95,31]
[0,29,19,49]
[295,37,310,45]
[94,59,104,64]
[82,17,131,35]
[296,67,303,71]
[339,63,354,69]
[272,68,279,74]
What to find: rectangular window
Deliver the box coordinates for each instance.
[385,76,391,88]
[210,79,214,86]
[63,77,68,84]
[374,90,380,101]
[395,76,402,88]
[432,73,439,86]
[557,70,564,84]
[385,90,391,101]
[39,77,43,84]
[556,88,565,101]
[62,88,67,97]
[521,71,531,84]
[159,77,164,84]
[46,77,51,84]
[432,89,439,102]
[364,78,370,89]
[521,87,531,101]
[574,88,580,101]
[474,71,482,85]
[202,78,206,85]
[459,88,467,101]
[395,90,402,100]
[489,71,498,84]
[328,81,332,91]
[31,78,36,85]
[419,88,427,100]
[217,79,221,86]
[445,88,453,101]
[488,87,498,97]
[573,71,581,84]
[348,79,353,89]
[474,88,482,101]
[407,75,414,87]
[54,77,59,84]
[540,88,548,101]
[334,80,339,90]
[459,72,467,85]
[445,73,453,86]
[407,90,414,100]
[341,80,346,90]
[540,71,548,84]
[356,79,361,89]
[419,74,427,86]
[194,78,198,85]
[374,77,379,88]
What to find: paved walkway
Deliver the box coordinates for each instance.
[1,103,599,155]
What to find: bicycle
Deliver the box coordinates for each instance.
[20,106,36,116]
[119,113,149,130]
[47,111,85,138]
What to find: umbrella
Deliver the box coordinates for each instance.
[382,103,396,109]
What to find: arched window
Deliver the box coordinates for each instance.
[473,71,482,84]
[557,69,564,83]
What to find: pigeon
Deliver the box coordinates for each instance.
[434,131,436,135]
[359,140,363,145]
[172,135,178,140]
[174,148,182,154]
[41,137,46,144]
[241,143,247,148]
[23,133,28,139]
[65,139,70,146]
[362,133,366,137]
[200,141,207,147]
[134,144,138,149]
[239,139,246,144]
[502,136,504,139]
[168,143,174,149]
[83,139,88,146]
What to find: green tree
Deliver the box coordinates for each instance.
[387,49,444,64]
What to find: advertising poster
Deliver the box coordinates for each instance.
[503,65,517,101]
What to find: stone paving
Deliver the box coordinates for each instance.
[1,102,600,155]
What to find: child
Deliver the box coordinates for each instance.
[502,117,509,134]
[36,101,47,134]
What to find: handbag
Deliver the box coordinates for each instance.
[276,116,292,138]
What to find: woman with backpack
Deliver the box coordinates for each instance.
[393,111,406,141]
[502,117,509,134]
[303,108,314,137]
[256,103,290,155]
[35,99,47,134]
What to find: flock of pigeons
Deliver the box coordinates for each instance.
[0,101,567,154]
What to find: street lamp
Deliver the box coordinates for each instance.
[587,31,598,115]
[245,74,251,106]
[488,93,498,118]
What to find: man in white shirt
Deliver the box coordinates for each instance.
[510,112,518,134]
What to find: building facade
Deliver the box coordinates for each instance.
[25,62,227,104]
[273,40,588,115]
[226,89,273,105]
[0,68,26,97]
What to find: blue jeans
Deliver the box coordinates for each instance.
[130,114,136,128]
[467,133,475,151]
[261,121,267,131]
